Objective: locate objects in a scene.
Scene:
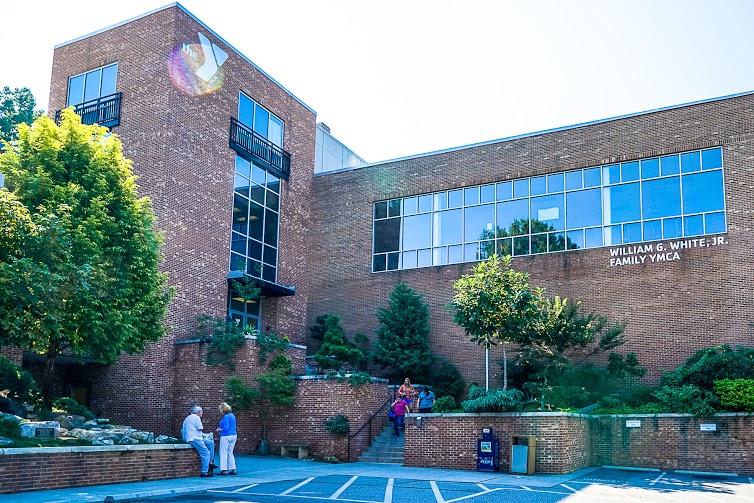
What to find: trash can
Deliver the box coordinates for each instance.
[510,435,536,475]
[476,427,499,472]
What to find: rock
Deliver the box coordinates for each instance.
[0,412,23,423]
[68,428,124,443]
[0,437,14,446]
[20,421,61,439]
[59,428,68,436]
[91,439,115,445]
[0,397,26,418]
[83,420,98,427]
[128,430,154,443]
[57,415,86,430]
[156,435,178,443]
[118,436,137,445]
[96,418,110,424]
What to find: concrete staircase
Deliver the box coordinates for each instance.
[358,426,404,464]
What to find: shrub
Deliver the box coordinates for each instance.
[0,417,21,438]
[461,385,523,412]
[0,355,39,403]
[325,370,373,387]
[431,396,458,413]
[324,414,350,435]
[52,397,94,421]
[431,358,466,400]
[661,345,754,391]
[652,385,719,416]
[714,378,754,411]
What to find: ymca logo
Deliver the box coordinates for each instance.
[182,32,229,83]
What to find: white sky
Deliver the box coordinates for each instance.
[3,0,754,163]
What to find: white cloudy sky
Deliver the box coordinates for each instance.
[2,0,754,162]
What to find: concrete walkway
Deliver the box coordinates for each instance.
[2,455,598,503]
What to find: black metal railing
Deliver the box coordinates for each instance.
[55,92,122,128]
[347,399,389,462]
[229,117,291,180]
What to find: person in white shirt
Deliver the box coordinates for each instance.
[182,406,216,477]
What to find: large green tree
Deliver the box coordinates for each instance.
[313,314,363,371]
[373,283,433,382]
[0,109,173,404]
[451,254,540,389]
[0,86,43,144]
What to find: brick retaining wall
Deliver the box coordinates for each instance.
[0,444,196,494]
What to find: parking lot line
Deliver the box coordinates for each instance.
[650,472,667,485]
[560,484,578,493]
[383,478,393,503]
[280,477,315,496]
[330,476,359,499]
[233,484,260,493]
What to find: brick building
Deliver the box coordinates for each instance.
[29,3,753,434]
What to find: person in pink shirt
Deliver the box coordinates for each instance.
[391,397,409,437]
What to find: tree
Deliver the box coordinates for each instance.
[373,283,433,382]
[451,254,540,389]
[0,86,43,143]
[313,315,364,371]
[0,110,173,405]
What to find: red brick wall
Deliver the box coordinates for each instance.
[404,413,754,475]
[0,445,196,494]
[309,93,754,388]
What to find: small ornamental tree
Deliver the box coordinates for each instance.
[313,315,363,371]
[451,254,540,389]
[0,86,43,143]
[0,111,173,405]
[373,283,433,382]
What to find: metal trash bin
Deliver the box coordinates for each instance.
[510,435,536,475]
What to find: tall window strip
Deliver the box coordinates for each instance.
[373,147,726,272]
[67,64,118,106]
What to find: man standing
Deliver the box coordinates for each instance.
[182,406,216,477]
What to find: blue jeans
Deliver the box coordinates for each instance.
[189,438,215,473]
[393,415,404,436]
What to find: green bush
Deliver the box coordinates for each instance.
[324,414,350,435]
[52,397,94,421]
[461,385,523,412]
[0,355,39,403]
[714,378,754,411]
[431,358,466,400]
[593,395,664,414]
[652,385,719,416]
[0,417,21,438]
[661,345,754,391]
[431,396,459,413]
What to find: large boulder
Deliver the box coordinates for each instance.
[0,437,14,446]
[156,435,179,443]
[56,414,86,430]
[0,398,26,418]
[20,421,61,439]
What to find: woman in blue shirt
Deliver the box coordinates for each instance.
[216,402,237,475]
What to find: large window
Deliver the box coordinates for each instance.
[373,147,726,272]
[67,64,118,106]
[239,93,283,147]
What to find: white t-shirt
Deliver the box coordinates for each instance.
[182,413,204,442]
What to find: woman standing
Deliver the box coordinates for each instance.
[397,378,416,411]
[216,402,237,475]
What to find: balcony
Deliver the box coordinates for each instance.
[55,92,122,128]
[229,117,291,180]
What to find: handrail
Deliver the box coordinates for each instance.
[54,92,122,127]
[347,399,389,462]
[229,117,291,180]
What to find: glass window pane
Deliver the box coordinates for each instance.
[403,213,432,250]
[705,212,725,234]
[402,251,417,269]
[252,164,266,186]
[84,69,101,102]
[230,253,245,272]
[234,174,249,198]
[100,64,117,96]
[623,222,642,243]
[464,204,495,243]
[253,106,269,138]
[531,176,546,196]
[262,264,276,282]
[549,232,566,251]
[67,74,85,106]
[663,217,683,238]
[702,147,723,170]
[604,225,622,246]
[231,232,245,254]
[480,184,495,203]
[603,164,620,184]
[432,247,447,266]
[496,238,512,256]
[531,194,564,231]
[585,227,603,248]
[682,171,724,214]
[373,254,386,272]
[250,183,265,205]
[513,236,530,255]
[246,300,260,317]
[681,151,701,173]
[433,209,463,245]
[267,190,279,212]
[248,239,262,261]
[643,220,662,241]
[464,187,480,205]
[239,94,254,128]
[566,188,602,229]
[418,194,432,213]
[584,167,601,187]
[388,199,401,217]
[448,245,463,263]
[548,173,564,193]
[232,195,249,234]
[268,172,280,192]
[386,253,400,271]
[269,116,283,147]
[417,248,432,267]
[264,209,278,246]
[496,181,512,201]
[374,218,400,253]
[480,240,495,259]
[621,162,640,182]
[235,156,251,178]
[434,192,448,210]
[642,176,681,219]
[403,197,418,215]
[497,199,529,236]
[641,158,660,179]
[532,234,547,254]
[247,259,262,278]
[566,170,583,190]
[249,201,263,241]
[448,189,463,208]
[263,245,277,266]
[684,215,704,236]
[513,179,529,198]
[566,230,584,249]
[374,201,387,219]
[603,182,640,224]
[463,243,479,262]
[660,155,680,176]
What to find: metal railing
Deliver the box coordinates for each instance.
[55,92,122,128]
[347,399,389,462]
[229,117,291,180]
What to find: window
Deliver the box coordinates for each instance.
[67,64,118,106]
[239,93,284,147]
[372,147,726,272]
[228,288,261,330]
